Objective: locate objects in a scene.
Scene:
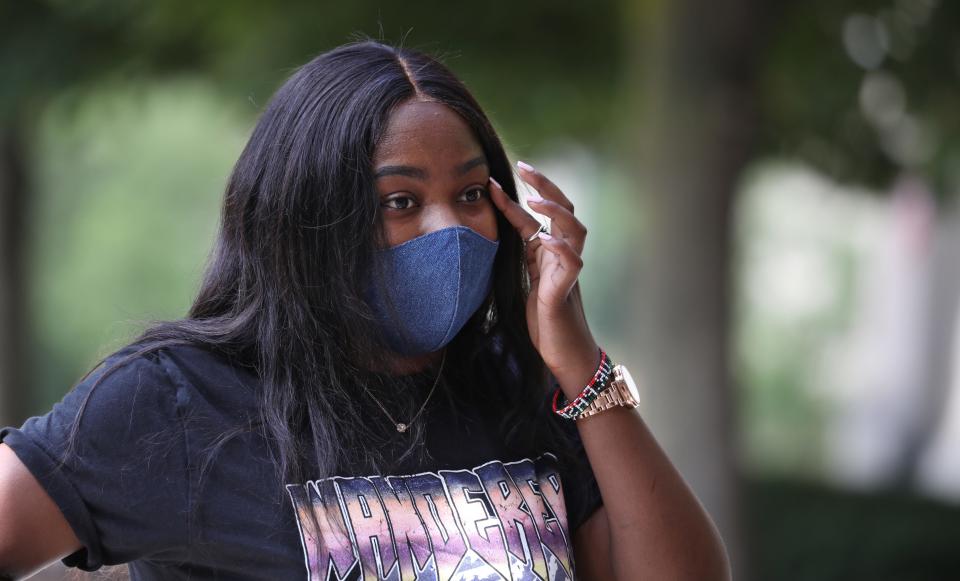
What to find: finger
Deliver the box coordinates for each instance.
[516,161,575,214]
[536,232,584,273]
[533,232,583,306]
[488,176,551,241]
[525,197,587,254]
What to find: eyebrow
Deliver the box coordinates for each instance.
[374,156,487,180]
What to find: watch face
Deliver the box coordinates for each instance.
[617,365,641,401]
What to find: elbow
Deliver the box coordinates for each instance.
[693,523,733,581]
[709,554,734,581]
[668,522,732,581]
[675,552,731,581]
[699,530,733,581]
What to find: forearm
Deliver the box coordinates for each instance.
[552,350,731,580]
[506,158,728,577]
[578,406,730,580]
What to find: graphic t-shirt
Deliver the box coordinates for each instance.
[0,341,603,580]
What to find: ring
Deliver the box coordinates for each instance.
[525,222,549,243]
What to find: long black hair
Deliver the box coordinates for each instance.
[60,37,577,491]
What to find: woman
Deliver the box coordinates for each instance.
[0,39,730,580]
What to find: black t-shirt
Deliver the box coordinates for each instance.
[0,341,603,580]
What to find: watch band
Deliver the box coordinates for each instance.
[576,363,640,420]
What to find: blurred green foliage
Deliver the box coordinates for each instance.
[748,476,960,580]
[27,79,248,406]
[761,0,959,195]
[2,0,625,149]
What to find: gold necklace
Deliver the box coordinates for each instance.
[364,349,446,433]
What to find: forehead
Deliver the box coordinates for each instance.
[374,100,483,163]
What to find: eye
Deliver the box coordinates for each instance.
[460,187,490,203]
[381,194,417,211]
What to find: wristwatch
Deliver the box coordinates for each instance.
[576,363,641,420]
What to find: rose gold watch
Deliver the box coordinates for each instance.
[576,363,640,420]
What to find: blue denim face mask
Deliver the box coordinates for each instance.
[363,225,500,356]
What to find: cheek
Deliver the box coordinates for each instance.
[383,223,415,248]
[475,204,499,242]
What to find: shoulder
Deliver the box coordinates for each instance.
[150,342,261,418]
[24,341,258,445]
[91,340,259,402]
[74,342,216,418]
[18,344,185,452]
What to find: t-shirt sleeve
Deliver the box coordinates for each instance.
[0,345,188,570]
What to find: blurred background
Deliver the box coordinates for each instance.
[1,0,959,579]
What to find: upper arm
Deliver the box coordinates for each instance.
[0,442,81,579]
[573,504,615,581]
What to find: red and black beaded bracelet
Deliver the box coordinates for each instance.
[551,348,615,420]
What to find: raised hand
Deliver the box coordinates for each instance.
[488,161,600,389]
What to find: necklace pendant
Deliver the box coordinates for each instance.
[396,422,408,433]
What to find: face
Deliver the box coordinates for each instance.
[372,99,498,248]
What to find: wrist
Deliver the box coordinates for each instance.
[550,347,615,420]
[549,342,603,401]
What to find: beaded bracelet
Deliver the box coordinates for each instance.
[551,348,612,419]
[551,348,615,420]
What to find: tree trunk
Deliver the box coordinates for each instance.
[617,0,770,577]
[0,122,29,429]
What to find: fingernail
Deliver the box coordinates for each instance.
[489,176,502,189]
[517,160,535,173]
[527,192,544,203]
[537,232,552,240]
